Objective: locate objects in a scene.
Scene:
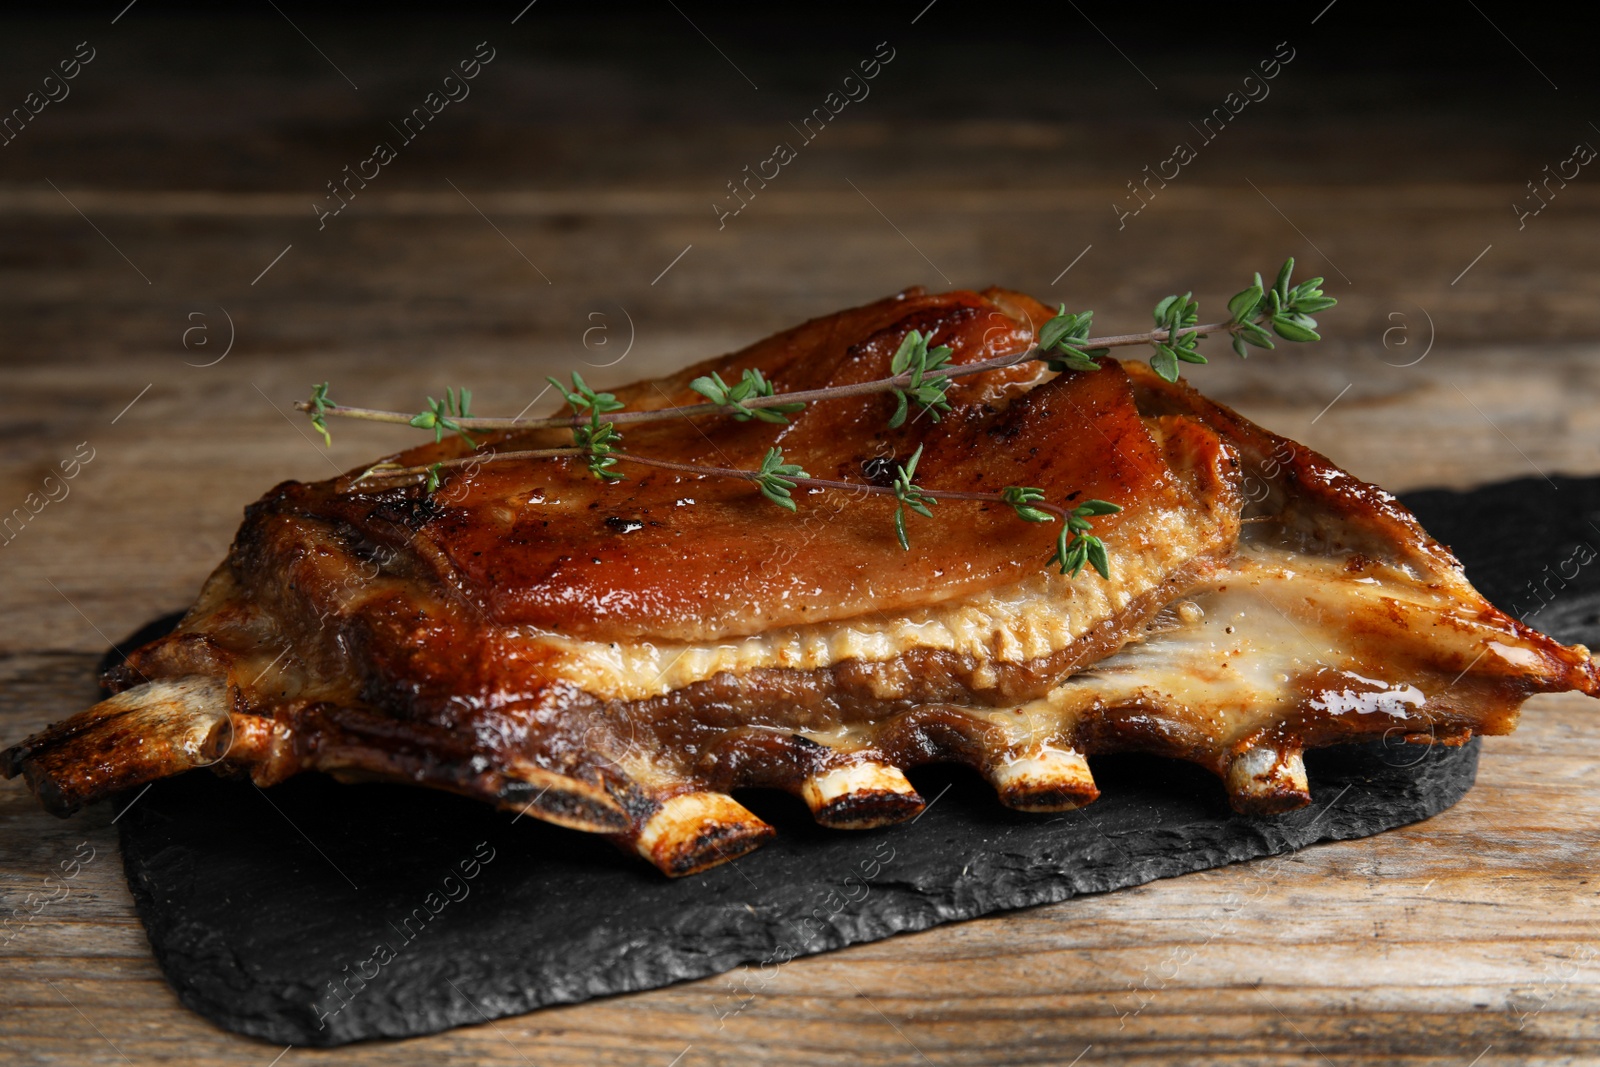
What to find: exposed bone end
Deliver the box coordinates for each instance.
[496,761,632,834]
[1570,643,1600,697]
[629,791,775,877]
[1226,743,1311,815]
[990,746,1100,812]
[225,713,297,785]
[1,677,230,815]
[800,761,924,829]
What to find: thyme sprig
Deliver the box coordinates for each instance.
[891,445,936,550]
[297,260,1331,436]
[999,485,1054,523]
[689,368,805,424]
[547,371,625,419]
[1038,311,1109,373]
[754,446,808,510]
[549,372,625,480]
[410,387,476,446]
[296,258,1330,581]
[1224,257,1336,355]
[1149,292,1205,382]
[886,331,954,428]
[354,445,1120,571]
[1048,500,1122,579]
[1031,256,1333,383]
[308,382,336,447]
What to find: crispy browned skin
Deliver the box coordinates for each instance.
[5,287,1596,875]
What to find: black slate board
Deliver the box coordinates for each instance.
[1401,475,1600,649]
[111,476,1599,1047]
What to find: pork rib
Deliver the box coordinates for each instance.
[5,287,1595,875]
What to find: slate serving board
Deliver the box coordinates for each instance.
[111,476,1600,1047]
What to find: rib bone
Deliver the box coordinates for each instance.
[623,792,775,877]
[1225,743,1311,815]
[800,761,925,828]
[1,677,228,816]
[989,745,1100,812]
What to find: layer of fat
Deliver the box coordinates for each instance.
[515,498,1228,702]
[560,540,1543,761]
[987,542,1534,756]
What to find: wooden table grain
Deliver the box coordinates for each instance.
[3,11,1598,1066]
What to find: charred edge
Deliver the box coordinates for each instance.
[810,789,926,829]
[2,677,229,816]
[990,747,1100,813]
[800,761,924,829]
[659,821,775,878]
[497,771,631,834]
[1225,744,1311,816]
[622,792,776,878]
[0,741,27,780]
[994,776,1101,813]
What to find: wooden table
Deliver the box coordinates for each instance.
[3,11,1598,1065]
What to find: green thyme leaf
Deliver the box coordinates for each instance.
[689,368,804,423]
[1044,499,1120,577]
[1273,257,1295,302]
[1084,535,1111,580]
[1227,285,1264,323]
[548,372,627,480]
[1000,485,1054,523]
[1150,346,1180,382]
[688,372,729,403]
[307,382,336,446]
[1038,307,1077,351]
[888,390,911,430]
[1040,308,1106,373]
[1270,315,1321,342]
[1147,290,1204,380]
[1238,321,1276,349]
[891,444,936,550]
[548,371,624,416]
[886,331,954,428]
[411,389,477,446]
[754,446,809,511]
[1053,349,1104,372]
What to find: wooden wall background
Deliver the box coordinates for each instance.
[2,5,1597,1064]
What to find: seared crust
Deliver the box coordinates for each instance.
[5,287,1595,874]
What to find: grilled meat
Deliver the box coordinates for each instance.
[6,287,1595,875]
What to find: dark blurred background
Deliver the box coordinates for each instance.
[3,1,1597,638]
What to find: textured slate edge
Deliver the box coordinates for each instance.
[118,741,1477,1047]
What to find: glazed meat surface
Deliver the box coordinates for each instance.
[5,288,1596,875]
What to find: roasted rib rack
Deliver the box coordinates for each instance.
[6,287,1596,875]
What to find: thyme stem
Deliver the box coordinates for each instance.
[296,319,1236,433]
[353,447,1073,518]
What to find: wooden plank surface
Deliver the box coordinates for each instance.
[3,10,1599,1065]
